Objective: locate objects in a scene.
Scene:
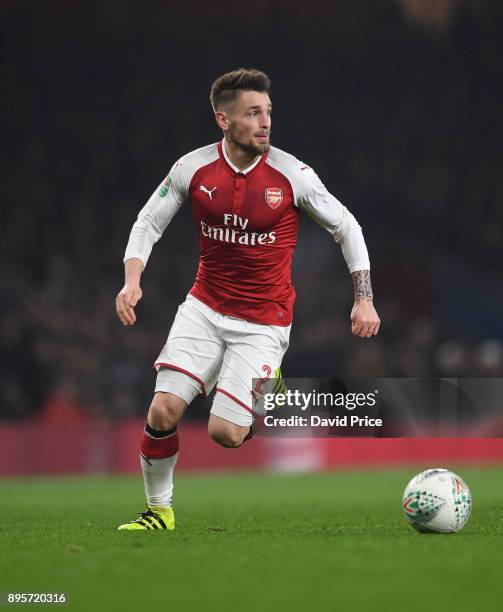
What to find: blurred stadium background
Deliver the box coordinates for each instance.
[1,0,503,476]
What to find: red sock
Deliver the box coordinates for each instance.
[140,423,179,460]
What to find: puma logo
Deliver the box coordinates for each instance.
[200,185,217,200]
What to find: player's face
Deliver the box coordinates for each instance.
[226,91,272,156]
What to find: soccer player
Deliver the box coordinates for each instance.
[115,68,380,530]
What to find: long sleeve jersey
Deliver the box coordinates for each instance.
[124,140,370,326]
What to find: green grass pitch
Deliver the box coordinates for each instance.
[1,468,502,612]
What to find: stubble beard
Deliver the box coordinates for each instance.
[229,129,268,157]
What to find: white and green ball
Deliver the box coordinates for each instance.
[402,468,472,533]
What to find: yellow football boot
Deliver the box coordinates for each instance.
[117,505,175,531]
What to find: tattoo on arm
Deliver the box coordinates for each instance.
[351,270,373,301]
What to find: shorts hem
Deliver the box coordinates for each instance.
[210,401,254,427]
[153,382,195,405]
[154,363,207,398]
[215,387,258,417]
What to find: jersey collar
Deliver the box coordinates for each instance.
[220,139,266,175]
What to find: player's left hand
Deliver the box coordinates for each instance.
[350,299,380,338]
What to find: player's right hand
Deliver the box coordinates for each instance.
[116,283,143,326]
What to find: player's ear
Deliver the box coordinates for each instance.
[215,110,229,131]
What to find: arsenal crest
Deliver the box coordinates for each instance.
[264,187,283,209]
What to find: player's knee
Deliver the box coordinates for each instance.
[148,392,185,430]
[208,423,244,448]
[211,432,243,448]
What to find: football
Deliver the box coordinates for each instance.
[402,468,472,533]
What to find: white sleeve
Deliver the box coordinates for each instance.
[295,167,371,273]
[124,160,188,267]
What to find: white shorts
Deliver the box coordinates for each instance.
[154,294,291,426]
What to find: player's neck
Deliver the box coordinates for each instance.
[223,138,260,172]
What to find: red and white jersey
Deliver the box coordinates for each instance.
[125,140,370,326]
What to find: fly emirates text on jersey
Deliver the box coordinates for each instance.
[200,213,276,246]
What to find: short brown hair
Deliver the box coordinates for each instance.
[210,68,271,111]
